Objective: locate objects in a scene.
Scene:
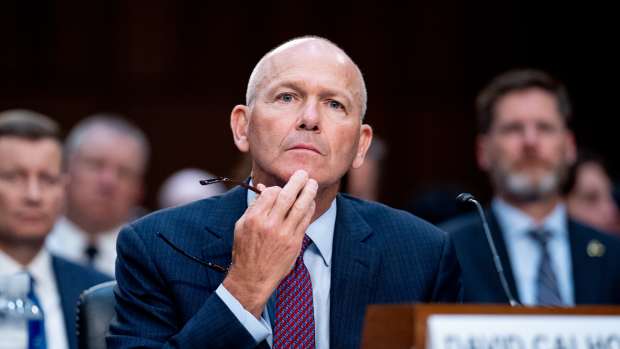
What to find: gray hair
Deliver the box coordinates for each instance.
[65,113,150,168]
[245,36,368,119]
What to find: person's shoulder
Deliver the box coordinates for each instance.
[340,194,446,242]
[438,211,481,236]
[51,255,112,285]
[118,188,245,255]
[569,219,620,249]
[129,188,241,232]
[131,197,215,226]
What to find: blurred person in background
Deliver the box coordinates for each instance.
[0,109,110,349]
[345,136,386,201]
[158,168,227,208]
[566,150,620,236]
[46,114,149,276]
[442,69,620,305]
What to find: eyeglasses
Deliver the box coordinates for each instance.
[163,176,263,273]
[199,177,262,194]
[156,177,262,274]
[157,232,229,273]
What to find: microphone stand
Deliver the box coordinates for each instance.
[457,193,520,307]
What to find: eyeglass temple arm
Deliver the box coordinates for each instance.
[199,177,262,194]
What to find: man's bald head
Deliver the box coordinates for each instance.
[245,36,368,119]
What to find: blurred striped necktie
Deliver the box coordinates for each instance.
[528,229,564,306]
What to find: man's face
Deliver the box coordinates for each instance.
[0,137,65,245]
[231,43,372,189]
[478,88,576,202]
[66,127,144,232]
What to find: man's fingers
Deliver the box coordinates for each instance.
[284,178,318,231]
[269,170,309,219]
[293,200,316,240]
[246,186,279,216]
[246,183,267,208]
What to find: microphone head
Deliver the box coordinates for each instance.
[456,192,475,203]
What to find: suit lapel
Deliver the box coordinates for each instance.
[201,185,247,249]
[51,256,78,349]
[487,210,521,304]
[200,186,248,286]
[329,195,377,349]
[568,221,603,303]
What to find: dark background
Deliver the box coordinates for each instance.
[1,1,617,211]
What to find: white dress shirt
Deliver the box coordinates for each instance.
[0,249,69,349]
[492,198,575,305]
[46,216,120,276]
[216,188,336,348]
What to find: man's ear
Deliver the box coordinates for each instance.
[230,105,250,153]
[476,134,491,171]
[564,130,577,165]
[351,124,373,169]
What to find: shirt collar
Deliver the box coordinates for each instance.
[491,197,568,238]
[54,216,120,248]
[0,247,54,285]
[0,248,24,275]
[246,182,336,267]
[305,199,336,267]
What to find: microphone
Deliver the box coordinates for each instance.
[456,193,520,306]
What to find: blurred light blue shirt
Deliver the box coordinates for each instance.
[492,198,574,306]
[215,188,336,348]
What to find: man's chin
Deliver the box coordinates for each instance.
[279,167,318,185]
[504,189,547,203]
[9,229,49,245]
[254,167,332,192]
[501,173,560,202]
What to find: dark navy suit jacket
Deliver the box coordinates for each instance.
[51,255,112,349]
[108,186,461,348]
[441,210,620,305]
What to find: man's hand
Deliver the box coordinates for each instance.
[222,170,318,317]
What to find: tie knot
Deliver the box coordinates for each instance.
[528,229,552,246]
[22,270,36,289]
[84,244,99,262]
[301,235,313,254]
[24,271,44,311]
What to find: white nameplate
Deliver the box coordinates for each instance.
[427,315,620,349]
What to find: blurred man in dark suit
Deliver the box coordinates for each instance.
[0,109,111,349]
[108,36,461,349]
[442,69,620,305]
[46,114,149,276]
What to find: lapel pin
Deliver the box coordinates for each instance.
[586,239,605,258]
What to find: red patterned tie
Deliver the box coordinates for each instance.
[273,235,315,349]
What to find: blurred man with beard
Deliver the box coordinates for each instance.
[442,69,620,305]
